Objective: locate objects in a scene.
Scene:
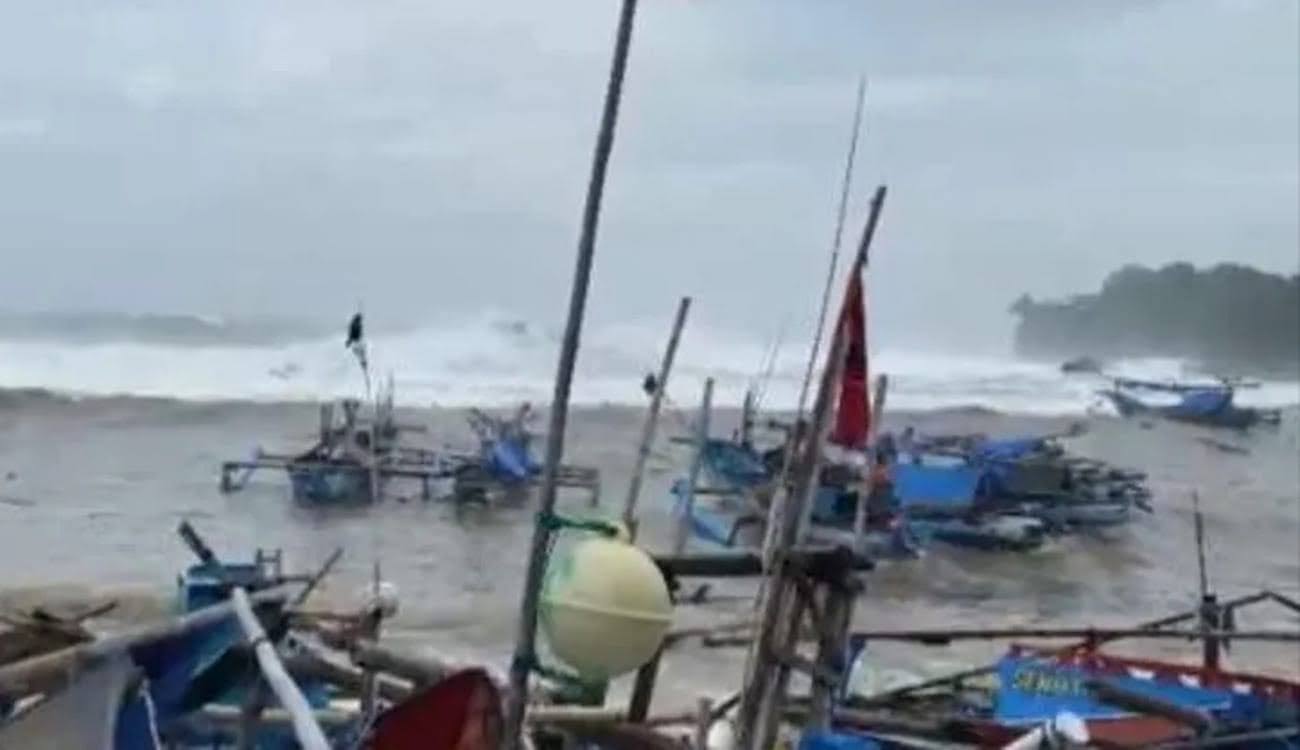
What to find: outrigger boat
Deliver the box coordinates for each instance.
[219,314,599,506]
[219,392,599,506]
[219,390,460,505]
[4,4,1294,748]
[1100,377,1282,430]
[668,388,1152,557]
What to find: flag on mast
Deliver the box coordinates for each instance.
[829,262,869,449]
[346,311,371,393]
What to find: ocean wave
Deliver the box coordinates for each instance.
[0,312,1295,415]
[0,310,329,347]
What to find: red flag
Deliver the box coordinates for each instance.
[829,266,870,449]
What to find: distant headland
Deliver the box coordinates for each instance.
[1010,262,1300,377]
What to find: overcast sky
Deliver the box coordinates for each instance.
[0,0,1296,350]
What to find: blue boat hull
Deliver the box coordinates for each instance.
[1103,390,1272,430]
[286,463,375,505]
[1023,500,1132,529]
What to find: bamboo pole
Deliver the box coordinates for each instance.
[864,626,1295,642]
[674,377,714,555]
[808,578,855,730]
[855,590,1274,705]
[739,323,849,750]
[694,697,714,749]
[785,185,889,551]
[624,296,691,539]
[503,0,639,746]
[0,586,289,699]
[740,390,755,448]
[284,649,412,703]
[230,588,329,750]
[707,627,1296,647]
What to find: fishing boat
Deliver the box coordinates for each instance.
[818,587,1300,749]
[1100,377,1282,430]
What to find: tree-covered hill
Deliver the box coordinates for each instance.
[1011,262,1300,376]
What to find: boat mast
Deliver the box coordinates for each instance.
[790,77,866,442]
[501,1,641,747]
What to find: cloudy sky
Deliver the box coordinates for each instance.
[0,0,1295,350]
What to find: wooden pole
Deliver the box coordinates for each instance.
[674,377,714,555]
[740,389,755,448]
[694,696,714,749]
[842,626,1294,643]
[502,1,640,746]
[739,322,849,750]
[230,588,330,750]
[808,575,856,730]
[706,626,1294,647]
[850,374,889,551]
[1191,492,1223,670]
[624,296,692,538]
[627,647,663,722]
[784,185,887,551]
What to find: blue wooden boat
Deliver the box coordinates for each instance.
[965,646,1300,747]
[1101,377,1282,430]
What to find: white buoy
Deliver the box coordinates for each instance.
[706,718,736,750]
[357,581,399,619]
[539,536,672,679]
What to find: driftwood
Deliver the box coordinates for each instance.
[0,602,115,666]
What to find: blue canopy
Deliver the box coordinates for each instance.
[892,464,984,511]
[972,437,1047,464]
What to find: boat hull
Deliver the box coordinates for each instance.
[286,463,375,505]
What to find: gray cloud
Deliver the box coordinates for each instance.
[0,0,1295,351]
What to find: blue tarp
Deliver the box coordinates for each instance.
[892,464,984,511]
[973,437,1047,463]
[994,654,1234,725]
[486,437,540,483]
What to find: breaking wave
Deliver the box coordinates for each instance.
[0,311,1295,415]
[0,310,328,347]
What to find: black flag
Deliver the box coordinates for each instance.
[346,312,363,350]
